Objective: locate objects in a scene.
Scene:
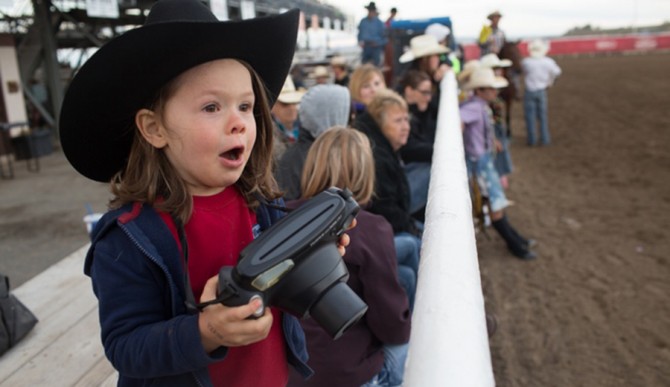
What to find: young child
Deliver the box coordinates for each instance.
[460,67,537,260]
[58,1,348,385]
[287,127,411,387]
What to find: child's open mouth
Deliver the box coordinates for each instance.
[221,147,243,161]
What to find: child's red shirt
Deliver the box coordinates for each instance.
[161,186,288,386]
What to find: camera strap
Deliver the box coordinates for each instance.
[172,216,243,313]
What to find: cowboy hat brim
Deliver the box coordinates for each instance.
[277,90,307,104]
[60,9,299,182]
[463,76,508,91]
[399,45,450,64]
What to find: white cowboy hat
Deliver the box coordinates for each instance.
[330,55,348,67]
[457,59,481,83]
[277,76,306,104]
[424,23,451,43]
[479,53,512,68]
[309,65,330,79]
[399,34,450,63]
[463,67,508,90]
[528,39,550,57]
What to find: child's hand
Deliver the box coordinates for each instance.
[197,275,273,353]
[495,139,503,152]
[337,218,357,256]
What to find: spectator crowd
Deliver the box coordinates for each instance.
[272,5,563,386]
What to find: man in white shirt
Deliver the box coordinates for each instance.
[521,39,562,146]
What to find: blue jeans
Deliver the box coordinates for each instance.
[523,89,550,145]
[404,162,431,215]
[362,46,383,66]
[466,152,510,213]
[394,232,421,311]
[493,123,513,176]
[361,343,409,387]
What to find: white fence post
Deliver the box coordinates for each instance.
[403,71,495,386]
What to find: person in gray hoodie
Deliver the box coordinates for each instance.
[275,84,351,200]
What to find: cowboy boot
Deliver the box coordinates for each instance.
[503,215,537,249]
[492,216,537,260]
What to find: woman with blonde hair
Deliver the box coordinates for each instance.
[348,63,386,122]
[287,127,411,387]
[353,89,422,311]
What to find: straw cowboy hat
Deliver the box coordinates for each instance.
[487,10,502,20]
[330,55,348,68]
[277,76,306,104]
[479,53,512,68]
[59,0,299,182]
[462,67,508,90]
[399,34,450,63]
[309,65,330,79]
[528,39,550,58]
[457,59,481,83]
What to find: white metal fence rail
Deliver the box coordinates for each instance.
[403,71,495,386]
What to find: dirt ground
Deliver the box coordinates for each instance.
[0,53,668,386]
[479,52,670,386]
[0,151,110,287]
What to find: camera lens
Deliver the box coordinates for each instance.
[309,282,368,339]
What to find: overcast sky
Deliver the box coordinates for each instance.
[326,0,670,40]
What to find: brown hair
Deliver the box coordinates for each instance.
[348,63,385,104]
[400,69,431,91]
[110,60,280,223]
[301,127,375,206]
[366,88,408,129]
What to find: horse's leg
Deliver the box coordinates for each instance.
[505,99,512,138]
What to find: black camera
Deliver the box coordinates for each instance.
[216,187,367,339]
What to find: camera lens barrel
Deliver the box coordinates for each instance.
[309,281,368,339]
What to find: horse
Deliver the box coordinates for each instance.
[497,41,523,137]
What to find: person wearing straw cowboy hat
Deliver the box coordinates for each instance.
[460,67,538,260]
[330,55,351,87]
[521,39,562,146]
[272,75,306,160]
[57,0,330,385]
[479,53,515,188]
[309,65,331,85]
[398,34,450,133]
[479,10,506,55]
[358,2,387,66]
[399,34,451,87]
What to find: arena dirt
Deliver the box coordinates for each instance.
[479,52,670,386]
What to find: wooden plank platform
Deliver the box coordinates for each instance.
[0,245,118,386]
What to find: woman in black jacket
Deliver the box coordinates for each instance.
[353,89,422,310]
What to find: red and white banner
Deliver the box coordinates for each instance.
[463,32,670,60]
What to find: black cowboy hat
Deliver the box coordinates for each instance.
[364,2,378,11]
[59,0,299,182]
